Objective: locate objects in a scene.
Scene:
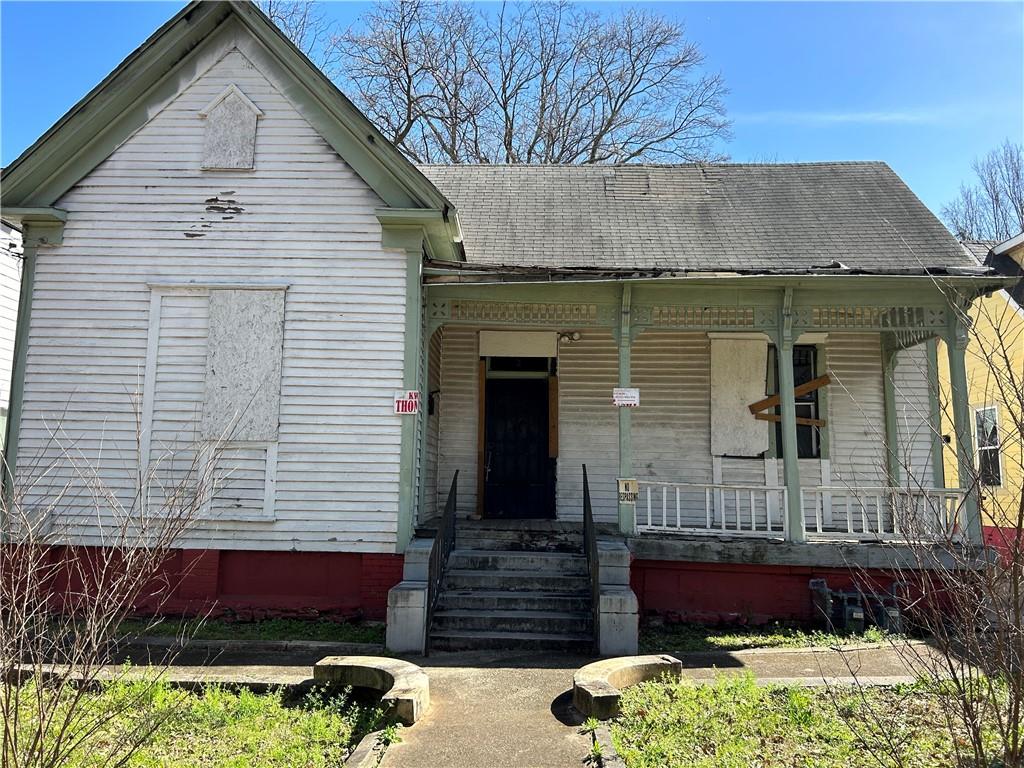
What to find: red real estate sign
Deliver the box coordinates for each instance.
[393,390,420,414]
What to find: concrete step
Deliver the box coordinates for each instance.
[443,569,589,593]
[453,530,583,553]
[432,608,593,634]
[437,589,592,613]
[447,549,587,574]
[429,629,594,653]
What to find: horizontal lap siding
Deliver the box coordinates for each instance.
[557,330,618,522]
[17,47,405,552]
[423,328,443,519]
[825,333,887,487]
[633,332,712,526]
[437,326,478,516]
[0,227,21,413]
[892,345,936,486]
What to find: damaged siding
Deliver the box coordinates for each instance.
[16,46,407,552]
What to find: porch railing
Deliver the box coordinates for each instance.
[427,470,458,633]
[802,486,965,541]
[637,480,788,538]
[582,464,600,653]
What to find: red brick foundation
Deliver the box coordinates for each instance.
[630,559,901,625]
[43,547,404,621]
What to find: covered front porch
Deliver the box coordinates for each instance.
[415,274,985,550]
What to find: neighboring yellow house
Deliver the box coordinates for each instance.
[939,234,1024,535]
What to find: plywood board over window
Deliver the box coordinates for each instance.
[710,337,769,457]
[201,289,285,442]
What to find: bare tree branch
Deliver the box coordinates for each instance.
[943,140,1024,241]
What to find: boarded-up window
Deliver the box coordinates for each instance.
[143,287,284,522]
[199,84,263,170]
[710,337,769,457]
[201,289,285,442]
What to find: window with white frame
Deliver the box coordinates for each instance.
[975,405,1002,487]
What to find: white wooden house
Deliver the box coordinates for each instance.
[0,1,1008,647]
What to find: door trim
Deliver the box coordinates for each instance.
[476,359,560,519]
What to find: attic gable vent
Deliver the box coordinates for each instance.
[198,84,264,170]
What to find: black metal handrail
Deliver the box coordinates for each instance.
[427,470,458,638]
[582,464,600,653]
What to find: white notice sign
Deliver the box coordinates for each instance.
[612,387,640,407]
[618,478,639,504]
[394,390,420,414]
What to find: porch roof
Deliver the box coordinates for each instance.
[419,162,979,276]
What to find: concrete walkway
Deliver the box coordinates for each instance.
[379,642,933,768]
[380,650,592,768]
[106,640,935,768]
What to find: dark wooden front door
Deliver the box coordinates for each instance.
[483,378,555,519]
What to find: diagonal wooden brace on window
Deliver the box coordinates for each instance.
[747,373,831,427]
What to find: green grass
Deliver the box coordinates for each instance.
[116,617,385,645]
[611,675,980,768]
[639,621,892,653]
[11,679,388,768]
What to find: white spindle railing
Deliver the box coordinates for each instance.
[636,481,788,537]
[801,487,965,541]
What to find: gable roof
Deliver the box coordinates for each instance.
[962,239,996,262]
[1,1,453,219]
[420,162,980,275]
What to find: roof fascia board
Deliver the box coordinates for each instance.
[992,232,1024,257]
[2,2,231,206]
[377,208,457,261]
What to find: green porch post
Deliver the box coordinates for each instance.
[881,342,901,487]
[945,316,982,545]
[925,338,946,489]
[379,223,427,554]
[776,289,805,542]
[617,283,634,535]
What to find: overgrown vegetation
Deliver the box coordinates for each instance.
[639,621,892,653]
[8,679,384,768]
[117,616,386,645]
[611,675,988,768]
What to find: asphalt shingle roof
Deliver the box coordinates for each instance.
[419,162,975,273]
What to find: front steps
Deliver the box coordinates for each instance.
[428,522,595,652]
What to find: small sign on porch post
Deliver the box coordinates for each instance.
[393,390,420,414]
[612,387,640,407]
[618,478,639,505]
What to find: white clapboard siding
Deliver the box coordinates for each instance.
[632,331,712,526]
[423,328,443,519]
[0,224,22,416]
[437,326,479,516]
[16,44,407,552]
[557,330,619,523]
[210,444,270,519]
[825,333,888,487]
[893,344,937,486]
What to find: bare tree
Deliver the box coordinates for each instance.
[828,289,1024,767]
[0,400,231,768]
[943,140,1024,242]
[259,0,342,75]
[260,0,731,164]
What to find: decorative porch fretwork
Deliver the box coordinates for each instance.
[793,305,947,331]
[431,299,618,326]
[648,305,773,329]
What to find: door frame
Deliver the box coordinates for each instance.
[475,356,559,518]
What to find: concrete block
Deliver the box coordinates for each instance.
[314,656,430,725]
[573,654,682,719]
[386,581,428,654]
[402,537,434,582]
[598,586,639,656]
[597,539,632,586]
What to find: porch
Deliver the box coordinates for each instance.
[413,275,984,550]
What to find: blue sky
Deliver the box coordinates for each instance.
[2,1,1021,217]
